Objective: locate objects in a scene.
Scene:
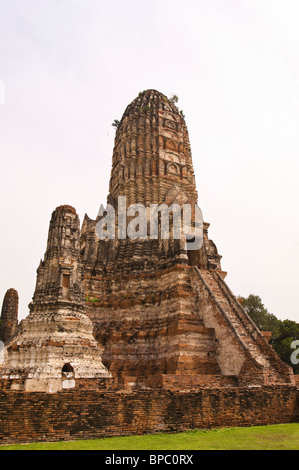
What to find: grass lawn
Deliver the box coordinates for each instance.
[1,423,299,450]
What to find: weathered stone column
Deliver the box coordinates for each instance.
[0,288,18,344]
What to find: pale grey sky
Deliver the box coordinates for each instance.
[0,0,298,322]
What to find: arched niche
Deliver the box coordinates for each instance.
[167,162,179,175]
[62,363,76,390]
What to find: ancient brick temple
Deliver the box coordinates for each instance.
[0,89,295,392]
[79,89,294,389]
[0,90,297,443]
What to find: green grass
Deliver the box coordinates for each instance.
[1,424,299,450]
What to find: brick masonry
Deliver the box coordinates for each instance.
[0,386,298,444]
[0,90,298,444]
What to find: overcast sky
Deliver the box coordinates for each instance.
[0,0,298,322]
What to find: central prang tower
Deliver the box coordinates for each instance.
[108,89,197,208]
[79,90,293,389]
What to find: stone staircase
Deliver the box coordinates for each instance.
[193,267,294,386]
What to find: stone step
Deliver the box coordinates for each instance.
[198,270,263,361]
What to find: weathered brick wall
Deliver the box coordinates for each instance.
[84,265,221,378]
[0,386,298,444]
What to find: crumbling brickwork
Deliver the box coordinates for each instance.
[0,386,297,445]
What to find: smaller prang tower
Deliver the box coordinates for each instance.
[0,205,110,392]
[0,289,18,344]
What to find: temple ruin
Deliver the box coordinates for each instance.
[0,205,110,392]
[80,89,293,389]
[0,89,297,443]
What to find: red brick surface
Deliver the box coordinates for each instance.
[0,386,298,444]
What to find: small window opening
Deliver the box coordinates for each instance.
[62,363,74,373]
[62,363,76,390]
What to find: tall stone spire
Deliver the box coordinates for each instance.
[108,89,197,209]
[0,205,110,392]
[80,90,218,275]
[31,205,85,309]
[0,289,18,344]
